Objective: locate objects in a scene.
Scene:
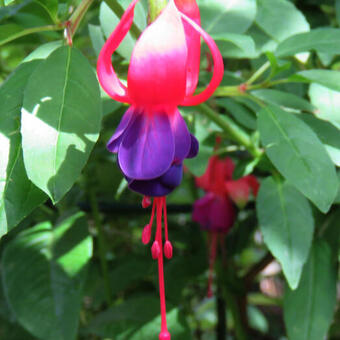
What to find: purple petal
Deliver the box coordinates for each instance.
[160,162,183,188]
[128,178,173,197]
[127,163,183,197]
[171,110,191,162]
[193,193,235,232]
[119,112,174,180]
[187,134,199,158]
[192,193,215,228]
[107,107,135,153]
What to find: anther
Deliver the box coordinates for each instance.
[151,240,161,259]
[142,224,151,244]
[164,240,173,259]
[159,330,171,340]
[142,196,152,208]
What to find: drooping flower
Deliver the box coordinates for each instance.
[193,154,259,297]
[97,1,223,338]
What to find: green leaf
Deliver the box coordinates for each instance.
[21,46,102,203]
[109,257,152,296]
[88,24,105,57]
[255,0,309,42]
[198,0,256,35]
[308,83,340,129]
[299,113,340,167]
[258,105,338,213]
[0,23,23,46]
[212,33,256,58]
[2,212,92,340]
[256,177,314,289]
[217,98,256,130]
[276,28,340,57]
[184,144,212,177]
[88,296,191,339]
[251,89,315,112]
[284,240,337,340]
[336,0,340,26]
[292,70,340,92]
[320,209,340,260]
[23,40,62,62]
[0,61,46,238]
[34,0,58,21]
[99,0,146,60]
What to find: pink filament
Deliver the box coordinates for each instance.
[155,197,170,339]
[207,232,218,298]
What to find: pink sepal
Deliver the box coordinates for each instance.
[97,0,139,103]
[179,13,224,106]
[174,0,201,96]
[128,0,187,106]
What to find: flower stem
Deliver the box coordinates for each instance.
[148,0,167,23]
[68,0,94,37]
[197,103,262,158]
[0,24,64,47]
[89,186,112,305]
[246,61,270,85]
[104,0,141,39]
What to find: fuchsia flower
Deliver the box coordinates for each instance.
[193,155,259,297]
[97,1,223,338]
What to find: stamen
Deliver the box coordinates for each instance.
[142,224,151,244]
[164,241,173,259]
[156,197,170,340]
[141,199,156,244]
[162,197,173,259]
[142,195,152,208]
[207,232,218,298]
[151,240,161,259]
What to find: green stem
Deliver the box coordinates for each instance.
[224,288,248,340]
[197,103,262,158]
[69,0,94,37]
[89,187,112,305]
[0,24,64,47]
[200,85,240,97]
[148,0,167,23]
[104,0,141,39]
[246,61,270,85]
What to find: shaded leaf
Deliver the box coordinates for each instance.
[212,33,256,58]
[88,296,191,339]
[2,213,92,340]
[284,240,337,340]
[276,28,340,57]
[34,0,58,21]
[198,0,256,35]
[258,105,338,212]
[217,98,256,130]
[99,0,146,60]
[257,177,314,289]
[292,69,340,92]
[251,89,314,112]
[299,113,340,166]
[0,61,46,238]
[255,0,309,42]
[88,24,105,57]
[308,83,340,129]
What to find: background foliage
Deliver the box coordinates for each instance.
[0,0,340,339]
